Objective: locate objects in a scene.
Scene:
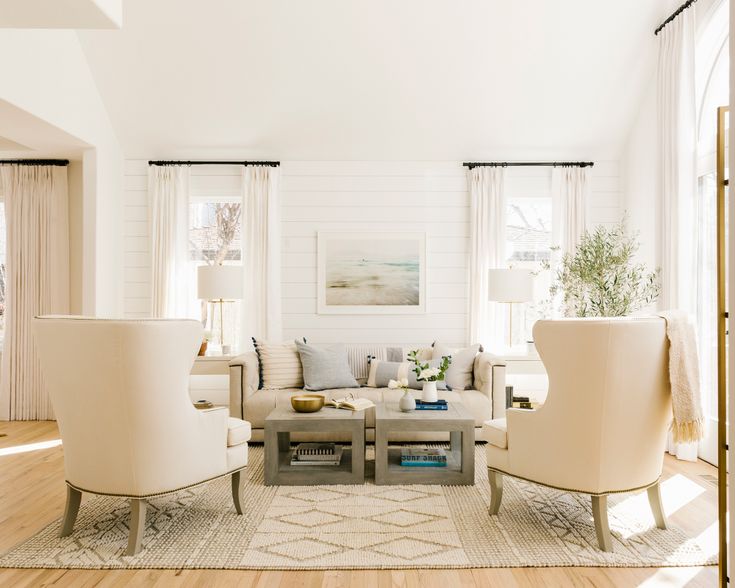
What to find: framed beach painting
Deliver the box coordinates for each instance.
[317,232,427,314]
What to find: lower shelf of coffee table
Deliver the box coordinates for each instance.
[377,446,472,485]
[267,446,363,485]
[385,446,462,472]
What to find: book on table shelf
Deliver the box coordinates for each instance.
[400,447,447,467]
[291,443,343,466]
[511,401,541,410]
[325,396,374,411]
[415,399,448,411]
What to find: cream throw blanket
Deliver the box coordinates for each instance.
[658,311,705,444]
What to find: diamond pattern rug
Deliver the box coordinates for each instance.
[0,445,717,569]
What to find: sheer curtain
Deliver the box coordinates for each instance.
[242,165,282,342]
[657,9,699,461]
[468,167,506,349]
[551,166,590,256]
[658,8,697,312]
[0,165,69,420]
[149,165,192,318]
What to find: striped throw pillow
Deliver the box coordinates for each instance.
[252,338,304,389]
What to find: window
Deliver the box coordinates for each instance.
[506,197,552,267]
[692,0,729,464]
[189,201,242,264]
[506,195,552,344]
[189,198,242,353]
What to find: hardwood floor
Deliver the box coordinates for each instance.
[0,422,719,587]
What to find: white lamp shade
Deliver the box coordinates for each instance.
[197,265,243,300]
[487,268,534,303]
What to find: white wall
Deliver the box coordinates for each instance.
[0,29,124,316]
[123,159,621,348]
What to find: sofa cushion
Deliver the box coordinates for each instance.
[483,418,507,449]
[433,342,483,390]
[227,417,252,447]
[252,339,304,389]
[366,359,447,390]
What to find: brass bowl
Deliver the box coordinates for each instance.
[291,394,325,413]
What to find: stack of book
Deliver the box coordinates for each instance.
[400,447,447,467]
[511,398,540,409]
[290,443,343,466]
[414,399,448,411]
[505,386,539,410]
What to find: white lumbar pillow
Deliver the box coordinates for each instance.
[432,342,483,391]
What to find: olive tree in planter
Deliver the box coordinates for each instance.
[549,219,660,317]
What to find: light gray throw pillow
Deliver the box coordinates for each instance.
[432,342,482,390]
[366,359,447,390]
[295,340,359,391]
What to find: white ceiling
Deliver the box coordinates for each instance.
[0,0,122,29]
[77,0,673,160]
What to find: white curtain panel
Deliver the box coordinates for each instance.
[657,11,698,461]
[242,166,282,342]
[149,165,192,318]
[468,167,506,349]
[551,166,590,257]
[0,165,69,420]
[657,9,697,311]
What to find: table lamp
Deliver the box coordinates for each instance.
[487,268,534,349]
[197,264,243,355]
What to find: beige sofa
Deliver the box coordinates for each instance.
[229,350,507,442]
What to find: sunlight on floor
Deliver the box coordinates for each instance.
[639,566,707,587]
[693,521,719,560]
[608,475,707,541]
[659,474,708,514]
[611,474,706,519]
[0,439,62,457]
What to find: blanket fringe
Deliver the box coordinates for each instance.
[672,419,705,445]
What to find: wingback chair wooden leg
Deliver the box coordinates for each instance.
[59,485,82,537]
[591,495,613,552]
[647,482,668,530]
[232,469,246,515]
[488,470,504,515]
[126,499,147,556]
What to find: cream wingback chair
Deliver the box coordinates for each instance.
[485,317,672,552]
[33,317,252,556]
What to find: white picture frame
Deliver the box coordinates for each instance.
[317,232,427,314]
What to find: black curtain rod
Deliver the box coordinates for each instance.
[0,159,69,166]
[148,160,280,167]
[654,0,697,35]
[463,161,594,170]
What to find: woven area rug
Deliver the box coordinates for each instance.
[0,445,717,570]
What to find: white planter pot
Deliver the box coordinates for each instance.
[422,381,438,403]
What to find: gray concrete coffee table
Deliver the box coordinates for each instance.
[264,406,365,486]
[375,402,475,485]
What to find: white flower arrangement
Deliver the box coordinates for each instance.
[407,350,451,382]
[388,378,409,391]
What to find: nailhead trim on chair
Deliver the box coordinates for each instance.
[66,466,247,500]
[487,466,661,497]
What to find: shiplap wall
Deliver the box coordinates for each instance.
[123,160,621,347]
